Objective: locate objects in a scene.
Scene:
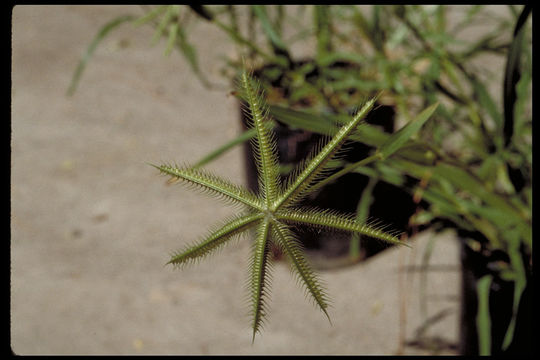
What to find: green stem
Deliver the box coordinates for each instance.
[477,275,493,356]
[212,18,274,62]
[310,154,380,194]
[349,176,378,259]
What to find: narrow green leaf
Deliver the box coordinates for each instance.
[269,105,338,134]
[314,5,332,61]
[175,20,212,88]
[194,128,257,168]
[432,163,523,224]
[268,104,391,149]
[351,7,373,47]
[471,77,503,135]
[212,19,273,61]
[133,5,167,27]
[419,237,437,319]
[477,275,493,356]
[372,5,385,52]
[164,22,178,56]
[501,229,527,350]
[308,154,380,197]
[67,15,135,96]
[387,157,525,227]
[350,176,378,259]
[377,102,439,160]
[251,5,290,57]
[152,5,177,45]
[315,52,366,68]
[503,5,531,147]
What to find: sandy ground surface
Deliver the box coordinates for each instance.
[11,5,464,355]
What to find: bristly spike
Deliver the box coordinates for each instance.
[239,70,280,208]
[271,221,331,322]
[153,163,264,211]
[276,208,409,247]
[167,213,263,268]
[250,218,272,342]
[274,96,378,210]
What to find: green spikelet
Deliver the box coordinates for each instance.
[274,96,377,210]
[249,218,272,342]
[167,213,263,268]
[239,70,280,208]
[271,222,331,322]
[276,208,407,246]
[152,163,263,210]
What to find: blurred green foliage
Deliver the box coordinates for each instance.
[70,5,531,354]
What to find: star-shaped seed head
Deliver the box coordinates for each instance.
[153,69,407,341]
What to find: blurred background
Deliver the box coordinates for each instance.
[11,5,530,355]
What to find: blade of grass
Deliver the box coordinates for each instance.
[151,5,177,45]
[314,5,332,62]
[175,18,212,88]
[501,228,528,350]
[503,5,531,147]
[470,76,503,139]
[433,163,524,224]
[164,22,178,56]
[350,176,377,259]
[268,105,391,148]
[313,103,438,192]
[67,15,135,96]
[376,102,439,160]
[133,5,167,27]
[477,275,493,355]
[251,5,291,60]
[194,128,257,169]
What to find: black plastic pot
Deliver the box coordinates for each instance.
[239,61,421,265]
[459,232,532,355]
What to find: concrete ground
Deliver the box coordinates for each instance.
[11,5,463,355]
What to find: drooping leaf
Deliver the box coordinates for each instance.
[164,22,178,56]
[251,5,291,61]
[132,5,167,27]
[503,5,531,147]
[151,5,178,45]
[501,228,528,350]
[471,76,503,138]
[67,15,136,96]
[377,102,439,160]
[432,163,523,224]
